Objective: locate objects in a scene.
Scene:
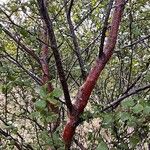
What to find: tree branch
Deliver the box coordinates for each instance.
[0,117,34,150]
[2,27,41,65]
[2,51,42,85]
[63,0,126,148]
[0,128,34,150]
[122,34,150,49]
[39,18,60,130]
[64,0,87,79]
[37,0,73,112]
[102,83,150,111]
[99,0,114,57]
[40,21,53,91]
[74,0,104,30]
[0,128,22,150]
[66,33,101,80]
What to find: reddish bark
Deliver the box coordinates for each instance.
[37,0,73,112]
[40,24,58,114]
[63,0,126,148]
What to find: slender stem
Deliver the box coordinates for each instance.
[102,83,150,111]
[37,0,73,112]
[2,28,41,65]
[64,0,87,79]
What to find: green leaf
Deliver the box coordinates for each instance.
[88,131,93,141]
[121,99,135,108]
[130,134,140,148]
[46,88,62,105]
[96,141,108,150]
[52,88,62,98]
[30,111,39,119]
[119,112,131,121]
[35,100,46,110]
[20,28,28,37]
[0,45,5,51]
[102,114,113,127]
[132,104,143,113]
[11,4,18,11]
[2,82,13,94]
[40,88,47,98]
[44,113,58,122]
[2,85,7,94]
[46,116,53,122]
[127,116,137,127]
[119,142,129,149]
[12,127,18,134]
[3,125,14,130]
[143,106,150,115]
[36,85,47,98]
[14,79,25,86]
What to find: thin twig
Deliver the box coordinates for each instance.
[2,52,42,85]
[102,83,150,112]
[64,0,87,79]
[122,34,150,49]
[2,27,41,65]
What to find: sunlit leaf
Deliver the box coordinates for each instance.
[132,104,143,113]
[96,141,108,150]
[35,100,46,110]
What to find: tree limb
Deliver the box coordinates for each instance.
[37,0,73,112]
[74,0,104,30]
[122,34,150,48]
[64,0,87,79]
[2,51,42,85]
[99,0,114,56]
[63,0,126,148]
[2,27,41,65]
[102,83,150,111]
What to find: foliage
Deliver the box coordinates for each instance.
[0,0,149,149]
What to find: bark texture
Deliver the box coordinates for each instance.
[63,0,126,148]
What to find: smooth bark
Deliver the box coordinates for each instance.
[63,0,126,148]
